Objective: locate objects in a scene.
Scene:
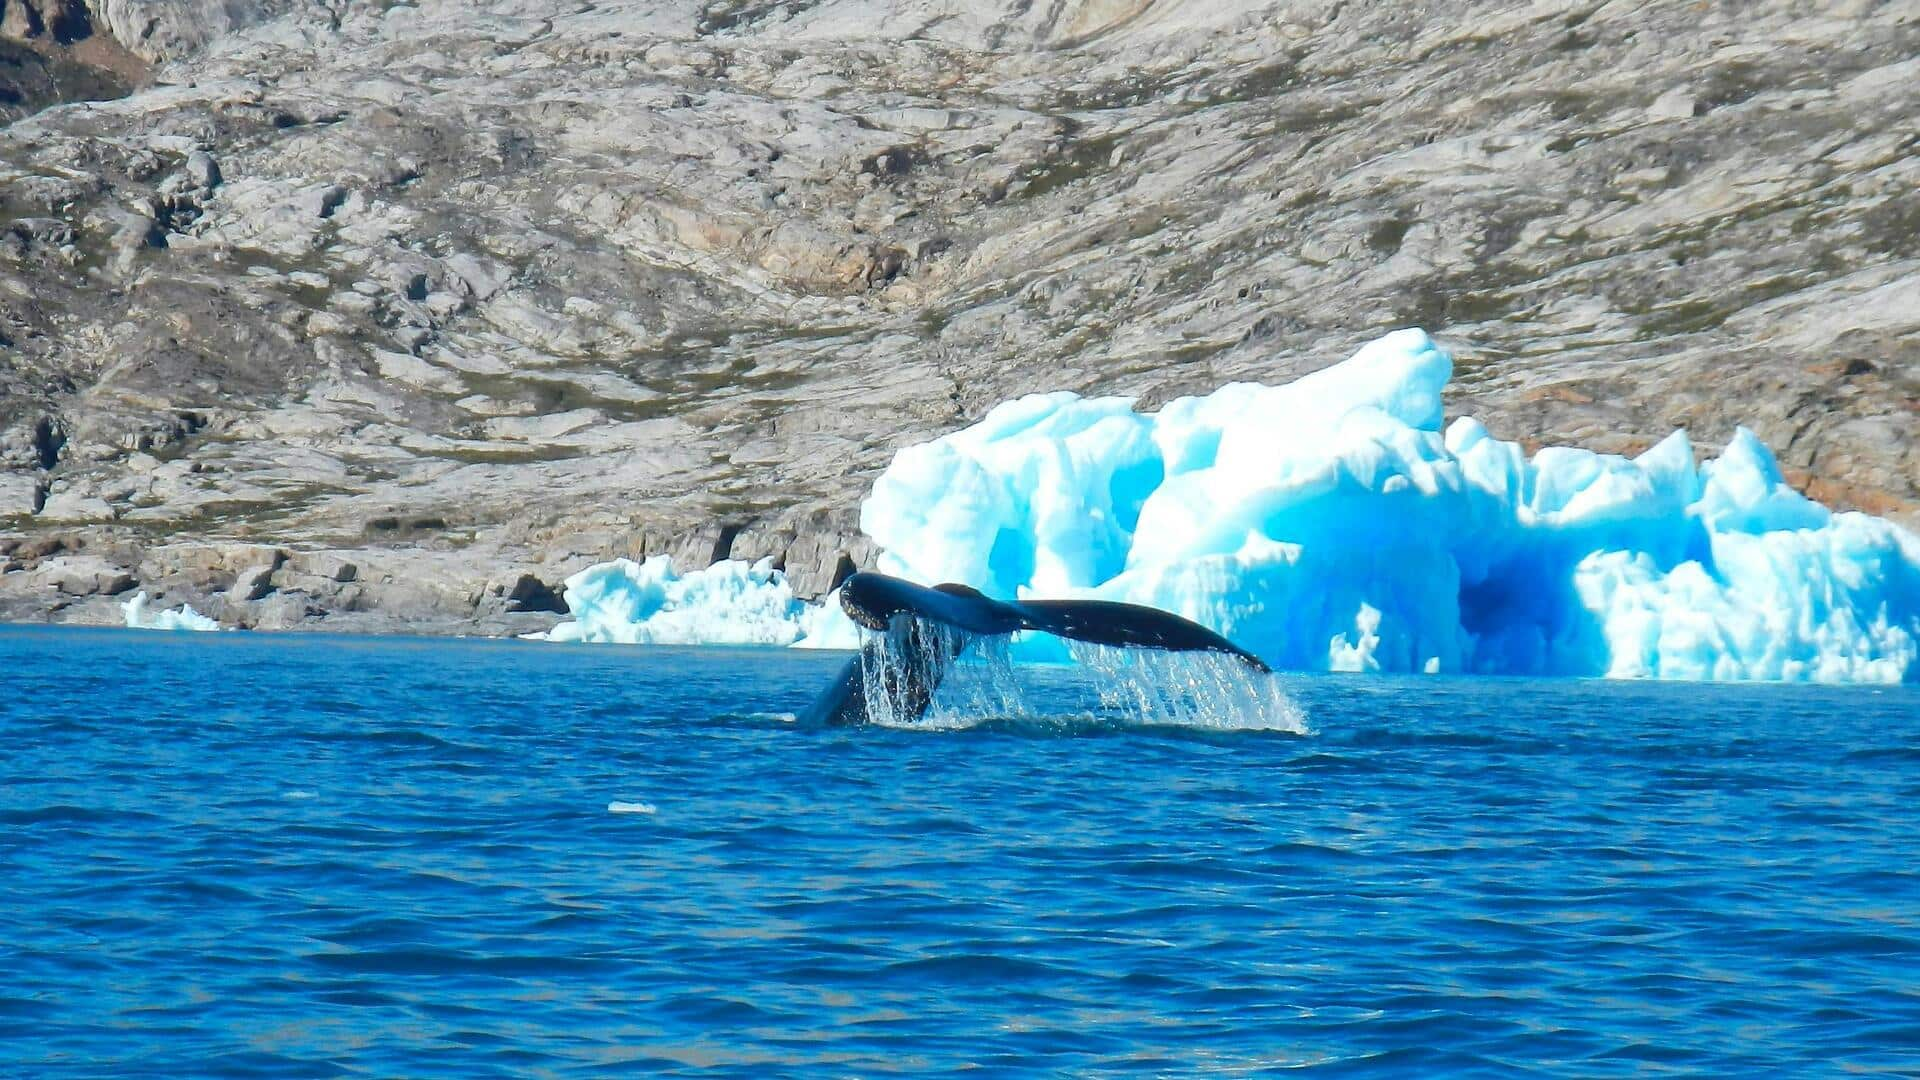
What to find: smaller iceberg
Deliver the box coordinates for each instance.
[543,554,857,647]
[122,591,221,632]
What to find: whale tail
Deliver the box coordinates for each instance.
[803,572,1269,726]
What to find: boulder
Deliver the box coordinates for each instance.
[32,556,136,596]
[232,563,277,601]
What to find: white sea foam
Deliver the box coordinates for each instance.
[607,801,657,815]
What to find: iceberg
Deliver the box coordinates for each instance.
[863,329,1918,683]
[122,591,221,632]
[549,329,1919,684]
[543,554,859,647]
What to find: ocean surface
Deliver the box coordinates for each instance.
[3,626,1917,1076]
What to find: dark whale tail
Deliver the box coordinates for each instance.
[803,572,1269,726]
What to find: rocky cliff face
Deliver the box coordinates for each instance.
[1,0,1915,631]
[0,0,141,125]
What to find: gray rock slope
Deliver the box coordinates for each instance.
[0,0,1915,631]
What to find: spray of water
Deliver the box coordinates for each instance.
[853,618,1307,733]
[1067,641,1307,733]
[854,615,975,728]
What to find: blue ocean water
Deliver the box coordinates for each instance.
[2,627,1917,1076]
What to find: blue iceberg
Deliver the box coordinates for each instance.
[549,329,1918,683]
[861,330,1918,683]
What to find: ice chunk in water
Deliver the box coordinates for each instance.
[122,592,220,632]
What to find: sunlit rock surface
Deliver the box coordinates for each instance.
[1,1,1915,631]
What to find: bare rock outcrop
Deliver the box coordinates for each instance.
[0,0,142,124]
[86,0,303,62]
[0,0,1914,631]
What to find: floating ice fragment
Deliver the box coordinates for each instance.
[545,555,809,646]
[541,554,863,649]
[1328,602,1384,673]
[122,591,221,632]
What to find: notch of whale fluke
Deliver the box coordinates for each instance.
[804,572,1270,727]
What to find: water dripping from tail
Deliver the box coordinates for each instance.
[853,614,979,727]
[840,625,1306,734]
[1066,642,1307,733]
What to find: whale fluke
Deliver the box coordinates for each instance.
[803,572,1269,726]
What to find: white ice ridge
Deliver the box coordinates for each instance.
[862,329,1919,683]
[549,329,1920,684]
[121,591,221,632]
[542,554,857,647]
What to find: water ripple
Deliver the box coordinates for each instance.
[1,627,1916,1076]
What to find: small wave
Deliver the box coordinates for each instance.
[1841,746,1920,763]
[0,804,161,826]
[1283,752,1374,773]
[298,727,494,754]
[607,801,657,815]
[305,947,614,977]
[880,952,1080,984]
[1346,729,1554,753]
